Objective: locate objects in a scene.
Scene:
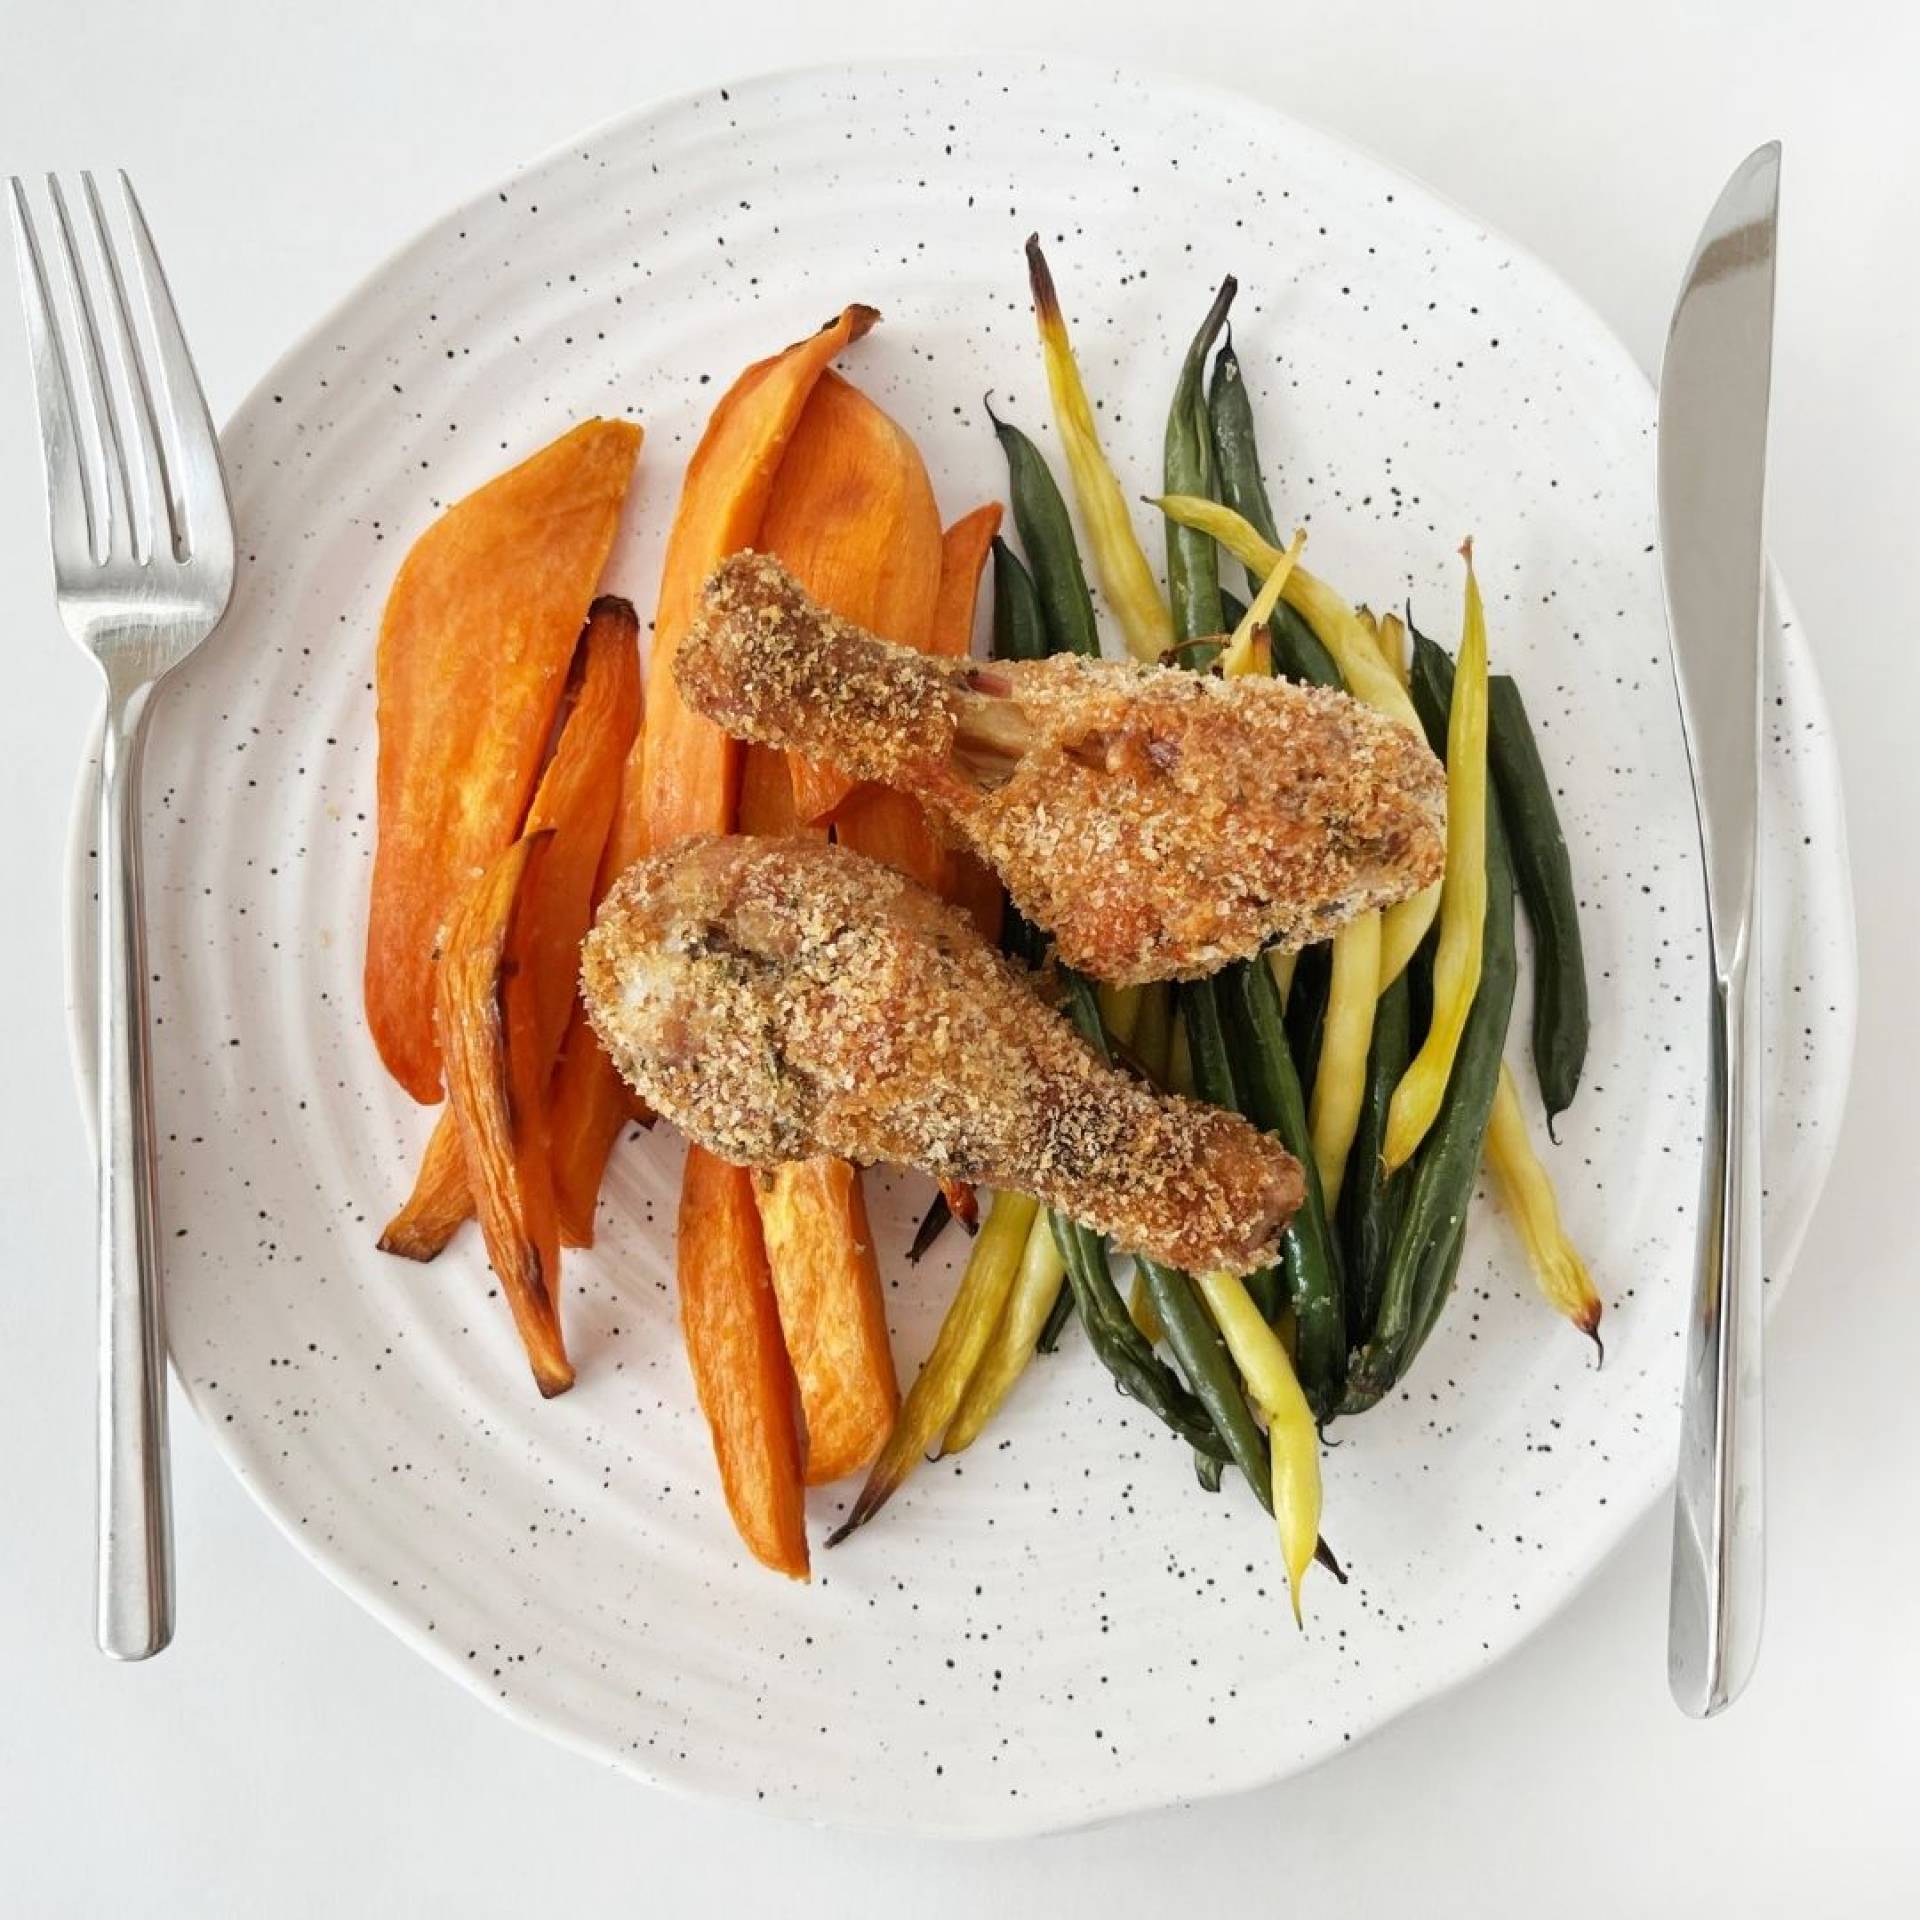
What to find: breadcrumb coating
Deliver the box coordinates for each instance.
[581,835,1302,1275]
[674,551,1447,984]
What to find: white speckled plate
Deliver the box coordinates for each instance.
[65,60,1853,1835]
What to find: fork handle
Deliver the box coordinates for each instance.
[1667,928,1765,1714]
[95,685,174,1660]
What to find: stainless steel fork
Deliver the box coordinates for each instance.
[9,173,234,1659]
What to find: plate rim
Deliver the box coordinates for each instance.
[59,53,1859,1836]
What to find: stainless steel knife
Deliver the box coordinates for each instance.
[1658,142,1779,1718]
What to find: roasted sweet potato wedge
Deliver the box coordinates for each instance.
[948,852,1005,949]
[762,370,942,823]
[376,1110,469,1262]
[436,832,572,1397]
[629,305,879,862]
[677,1145,810,1578]
[737,741,888,1474]
[927,502,1003,661]
[367,417,641,1102]
[549,1002,650,1248]
[518,599,643,1249]
[383,599,640,1260]
[547,308,877,1246]
[737,741,820,841]
[830,783,949,895]
[753,1157,898,1486]
[522,600,642,1039]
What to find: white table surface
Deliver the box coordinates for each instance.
[2,2,1914,1911]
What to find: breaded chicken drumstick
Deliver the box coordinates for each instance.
[674,552,1446,985]
[581,835,1302,1276]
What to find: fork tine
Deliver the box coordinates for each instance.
[83,172,178,565]
[45,174,135,561]
[117,173,230,573]
[9,177,102,570]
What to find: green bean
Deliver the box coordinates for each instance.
[1178,974,1245,1106]
[990,533,1049,664]
[987,404,1100,658]
[1058,969,1110,1052]
[1207,336,1343,689]
[1222,959,1346,1416]
[1344,642,1517,1409]
[1338,968,1412,1347]
[1162,278,1236,651]
[1035,1245,1077,1353]
[1205,333,1274,529]
[1270,601,1344,690]
[1409,620,1587,1131]
[1406,926,1435,1049]
[1131,981,1174,1085]
[1224,597,1337,714]
[1175,977,1281,1322]
[1141,976,1282,1490]
[1488,672,1588,1132]
[1343,821,1513,1408]
[991,556,1048,971]
[1407,627,1456,757]
[907,1189,955,1265]
[1000,909,1044,974]
[1220,586,1249,631]
[1137,1255,1273,1507]
[1402,1211,1472,1374]
[1044,972,1247,1455]
[1050,1212,1231,1461]
[1283,941,1332,1093]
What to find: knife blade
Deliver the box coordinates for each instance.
[1658,142,1779,1718]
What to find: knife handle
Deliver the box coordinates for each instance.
[1668,928,1765,1715]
